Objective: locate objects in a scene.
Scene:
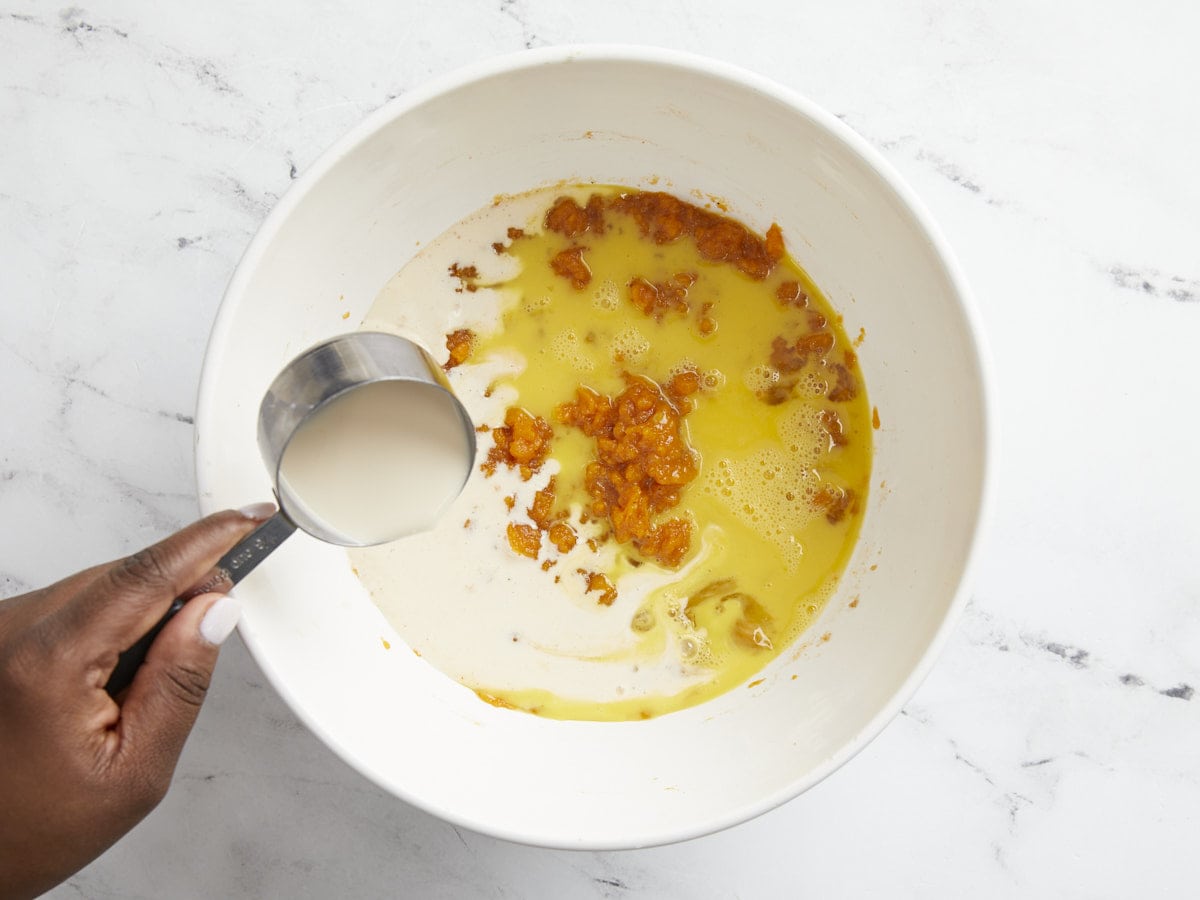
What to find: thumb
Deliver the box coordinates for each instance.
[114,592,241,787]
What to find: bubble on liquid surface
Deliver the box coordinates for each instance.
[610,325,650,363]
[550,329,595,372]
[592,278,621,311]
[744,364,780,394]
[522,293,551,313]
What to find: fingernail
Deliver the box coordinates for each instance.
[238,501,277,521]
[199,595,242,645]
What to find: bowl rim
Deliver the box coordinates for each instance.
[195,43,995,849]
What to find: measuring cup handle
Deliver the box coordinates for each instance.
[103,511,298,697]
[214,510,299,583]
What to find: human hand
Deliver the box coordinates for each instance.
[0,506,274,900]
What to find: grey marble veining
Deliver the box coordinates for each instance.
[2,1,1198,897]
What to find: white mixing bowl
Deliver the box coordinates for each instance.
[196,46,992,849]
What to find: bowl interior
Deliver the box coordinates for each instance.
[196,48,988,848]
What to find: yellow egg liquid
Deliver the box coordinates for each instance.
[459,186,872,719]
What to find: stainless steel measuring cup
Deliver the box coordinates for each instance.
[105,332,476,695]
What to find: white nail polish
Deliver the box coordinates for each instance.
[238,501,277,521]
[199,595,242,645]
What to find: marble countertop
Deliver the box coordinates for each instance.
[3,1,1197,896]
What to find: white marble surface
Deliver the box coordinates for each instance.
[3,1,1198,896]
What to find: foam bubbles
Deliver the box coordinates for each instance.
[592,278,620,311]
[610,325,650,363]
[743,364,780,394]
[777,404,829,466]
[522,293,551,313]
[668,358,697,377]
[677,630,717,668]
[550,329,595,372]
[798,370,828,398]
[702,433,828,571]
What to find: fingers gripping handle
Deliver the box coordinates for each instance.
[214,511,299,583]
[104,512,298,697]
